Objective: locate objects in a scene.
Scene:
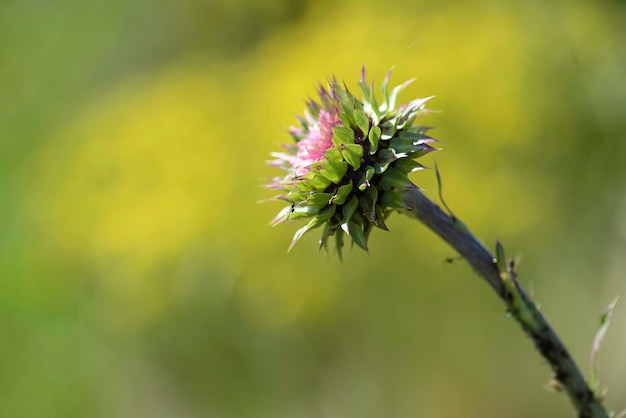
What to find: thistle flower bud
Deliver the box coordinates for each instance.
[267,67,438,256]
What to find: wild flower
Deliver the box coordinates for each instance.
[267,67,436,255]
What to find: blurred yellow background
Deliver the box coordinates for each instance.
[2,0,626,416]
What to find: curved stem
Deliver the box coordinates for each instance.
[401,188,609,418]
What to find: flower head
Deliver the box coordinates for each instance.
[267,67,438,256]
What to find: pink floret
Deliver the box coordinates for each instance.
[292,110,339,175]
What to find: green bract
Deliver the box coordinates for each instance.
[267,67,437,256]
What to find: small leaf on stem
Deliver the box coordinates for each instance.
[588,295,619,394]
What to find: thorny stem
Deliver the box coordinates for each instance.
[401,188,610,418]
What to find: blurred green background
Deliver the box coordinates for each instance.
[2,0,626,416]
